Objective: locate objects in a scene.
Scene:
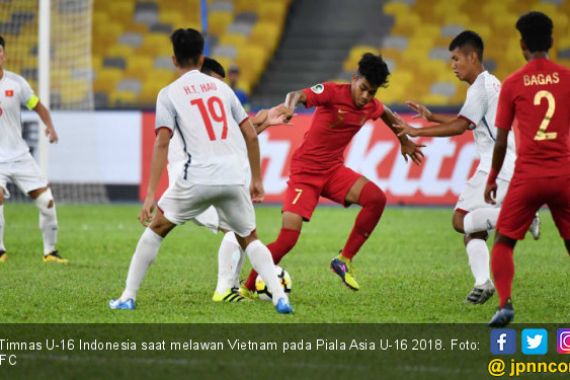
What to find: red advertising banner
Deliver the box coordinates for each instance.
[141,113,479,205]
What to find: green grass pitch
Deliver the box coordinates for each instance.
[1,203,567,323]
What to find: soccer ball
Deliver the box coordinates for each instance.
[255,266,292,301]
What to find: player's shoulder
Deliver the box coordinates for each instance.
[4,70,28,87]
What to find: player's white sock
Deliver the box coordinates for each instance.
[0,204,5,251]
[121,228,163,301]
[463,208,500,234]
[215,231,241,293]
[34,190,58,255]
[466,238,490,286]
[233,248,245,289]
[245,239,286,305]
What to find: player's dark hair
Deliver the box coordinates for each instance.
[201,57,226,78]
[449,30,484,60]
[170,28,204,67]
[0,35,4,48]
[516,11,553,52]
[357,53,390,88]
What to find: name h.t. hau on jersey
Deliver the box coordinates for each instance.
[155,70,249,186]
[0,70,40,163]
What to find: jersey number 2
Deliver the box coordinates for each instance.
[533,90,557,141]
[190,97,228,141]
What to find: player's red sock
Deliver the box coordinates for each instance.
[341,182,386,260]
[491,241,515,308]
[244,228,301,291]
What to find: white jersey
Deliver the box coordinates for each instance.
[0,70,39,163]
[156,70,249,185]
[458,71,516,181]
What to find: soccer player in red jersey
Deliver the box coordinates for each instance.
[486,12,570,327]
[242,53,425,293]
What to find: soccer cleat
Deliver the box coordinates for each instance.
[0,250,6,263]
[330,255,360,291]
[529,213,541,240]
[212,287,247,303]
[109,298,136,310]
[465,279,495,304]
[238,284,258,300]
[43,251,68,264]
[488,300,515,327]
[275,297,293,314]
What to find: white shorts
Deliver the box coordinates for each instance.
[158,180,256,237]
[455,170,510,213]
[168,162,220,234]
[0,153,48,199]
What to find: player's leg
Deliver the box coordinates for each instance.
[110,209,177,309]
[212,228,246,302]
[324,168,386,291]
[243,178,319,292]
[488,178,543,327]
[0,186,6,262]
[243,211,304,293]
[547,176,570,255]
[28,186,63,263]
[110,181,200,310]
[216,185,292,313]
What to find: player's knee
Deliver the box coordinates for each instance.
[34,188,55,213]
[0,189,4,205]
[361,183,386,212]
[452,213,465,234]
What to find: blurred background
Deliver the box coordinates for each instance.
[1,0,569,203]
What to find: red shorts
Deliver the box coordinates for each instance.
[283,165,362,221]
[497,175,570,240]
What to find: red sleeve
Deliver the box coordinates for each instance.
[303,82,335,108]
[372,99,385,120]
[495,79,515,130]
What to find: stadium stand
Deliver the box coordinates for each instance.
[91,0,291,108]
[1,0,569,109]
[335,0,570,107]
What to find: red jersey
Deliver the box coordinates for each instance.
[495,58,570,179]
[290,82,385,175]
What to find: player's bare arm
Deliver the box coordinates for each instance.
[283,90,306,121]
[406,101,456,124]
[253,104,291,134]
[239,118,264,202]
[393,115,470,138]
[381,107,425,165]
[140,127,171,226]
[33,101,58,143]
[484,127,509,205]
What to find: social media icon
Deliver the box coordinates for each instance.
[557,329,570,354]
[491,329,516,355]
[522,329,548,355]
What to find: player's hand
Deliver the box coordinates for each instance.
[484,182,497,205]
[250,179,265,203]
[139,196,155,226]
[400,138,425,165]
[406,101,432,121]
[392,117,420,138]
[46,127,59,143]
[267,104,294,126]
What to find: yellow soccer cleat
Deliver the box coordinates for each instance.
[212,287,247,303]
[43,251,69,264]
[0,250,7,263]
[238,285,259,300]
[330,255,360,291]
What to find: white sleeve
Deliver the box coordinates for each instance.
[155,88,176,132]
[458,84,487,130]
[15,75,37,109]
[229,89,248,125]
